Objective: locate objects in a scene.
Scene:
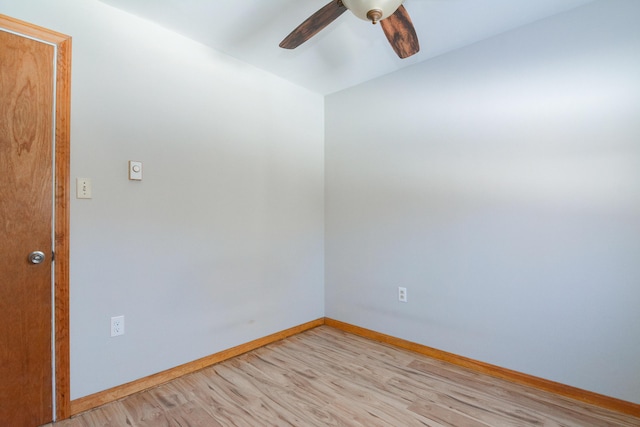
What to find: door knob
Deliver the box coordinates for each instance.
[28,251,46,264]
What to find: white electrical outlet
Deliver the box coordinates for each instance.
[398,287,407,303]
[111,315,125,337]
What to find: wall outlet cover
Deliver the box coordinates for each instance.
[111,315,125,337]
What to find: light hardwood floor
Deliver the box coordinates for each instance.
[45,326,640,426]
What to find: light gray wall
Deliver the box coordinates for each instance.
[3,0,325,399]
[4,0,639,407]
[325,0,640,404]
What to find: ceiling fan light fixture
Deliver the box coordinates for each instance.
[366,9,383,24]
[279,0,419,59]
[342,0,404,23]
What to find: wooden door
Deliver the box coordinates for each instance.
[0,28,56,426]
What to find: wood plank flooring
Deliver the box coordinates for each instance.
[44,326,640,426]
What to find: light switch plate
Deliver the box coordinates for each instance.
[129,161,142,180]
[76,178,92,199]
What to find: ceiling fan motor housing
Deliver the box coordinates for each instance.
[343,0,404,23]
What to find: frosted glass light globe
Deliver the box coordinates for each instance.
[342,0,404,23]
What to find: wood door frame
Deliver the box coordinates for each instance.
[0,14,71,421]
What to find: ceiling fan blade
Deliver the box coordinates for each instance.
[280,1,347,49]
[380,5,420,59]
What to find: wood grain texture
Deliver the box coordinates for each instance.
[325,318,640,418]
[69,318,325,416]
[0,14,70,44]
[279,1,347,49]
[380,5,420,58]
[1,26,54,427]
[53,32,72,422]
[0,14,73,421]
[46,326,640,426]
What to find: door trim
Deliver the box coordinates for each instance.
[0,14,71,421]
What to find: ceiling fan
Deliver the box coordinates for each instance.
[279,0,420,59]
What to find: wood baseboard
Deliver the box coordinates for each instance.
[324,318,640,418]
[69,316,639,419]
[69,318,324,416]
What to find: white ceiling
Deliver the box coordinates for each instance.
[98,0,596,94]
